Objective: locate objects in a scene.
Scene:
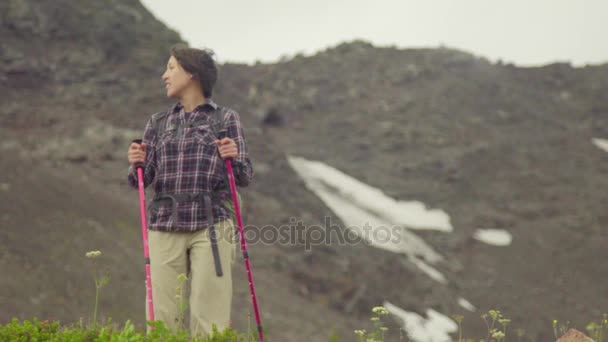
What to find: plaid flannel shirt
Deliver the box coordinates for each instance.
[128,100,253,232]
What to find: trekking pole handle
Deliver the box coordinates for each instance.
[132,139,145,169]
[217,129,227,141]
[217,129,234,161]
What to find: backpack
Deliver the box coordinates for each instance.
[149,105,243,218]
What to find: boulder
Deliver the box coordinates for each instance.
[556,328,594,342]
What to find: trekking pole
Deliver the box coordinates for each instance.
[132,139,155,325]
[219,133,265,342]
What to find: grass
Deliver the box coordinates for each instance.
[351,307,607,342]
[2,304,607,342]
[447,309,608,342]
[5,307,606,342]
[0,318,253,342]
[1,250,606,341]
[0,250,262,341]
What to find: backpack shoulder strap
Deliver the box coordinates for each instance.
[150,108,171,139]
[211,106,229,139]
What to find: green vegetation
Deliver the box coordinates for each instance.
[1,250,606,341]
[2,307,608,341]
[0,318,252,342]
[0,250,259,341]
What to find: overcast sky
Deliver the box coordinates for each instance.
[140,0,607,66]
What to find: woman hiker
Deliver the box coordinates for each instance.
[127,44,254,337]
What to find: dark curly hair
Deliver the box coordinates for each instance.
[170,44,218,98]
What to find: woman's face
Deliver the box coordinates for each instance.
[162,55,191,99]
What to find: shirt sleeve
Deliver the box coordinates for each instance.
[127,118,158,189]
[224,109,254,187]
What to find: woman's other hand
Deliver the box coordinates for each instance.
[128,142,147,167]
[215,138,238,159]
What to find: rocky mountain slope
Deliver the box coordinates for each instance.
[1,1,607,341]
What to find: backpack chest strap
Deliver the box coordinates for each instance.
[155,106,226,140]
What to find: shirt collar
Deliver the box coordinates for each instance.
[171,99,218,113]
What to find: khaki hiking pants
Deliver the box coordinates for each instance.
[146,219,236,337]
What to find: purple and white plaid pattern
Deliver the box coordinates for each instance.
[128,100,253,232]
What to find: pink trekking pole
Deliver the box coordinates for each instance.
[132,139,155,325]
[224,158,265,342]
